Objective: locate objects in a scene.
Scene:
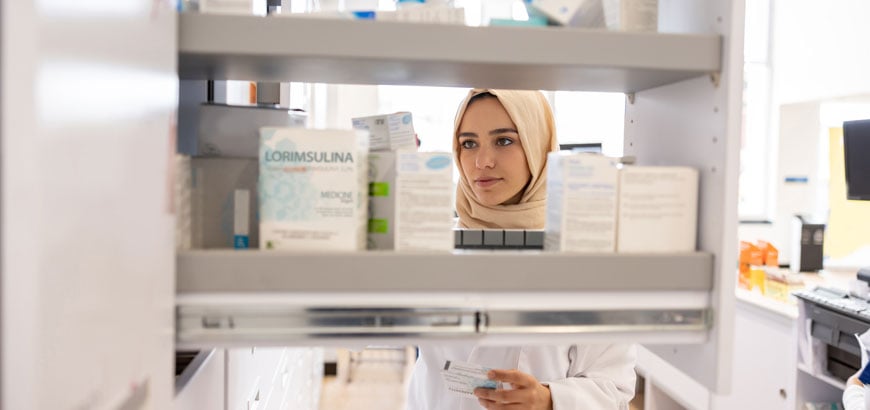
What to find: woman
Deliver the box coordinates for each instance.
[406,89,637,409]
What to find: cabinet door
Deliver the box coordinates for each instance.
[174,350,226,410]
[1,2,177,409]
[713,300,796,409]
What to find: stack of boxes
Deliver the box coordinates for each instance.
[353,112,454,252]
[739,240,801,301]
[180,104,307,250]
[545,151,699,254]
[183,106,455,254]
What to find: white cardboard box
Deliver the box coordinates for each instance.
[545,152,620,252]
[352,112,416,152]
[367,151,398,250]
[529,0,657,31]
[528,0,607,27]
[376,6,466,24]
[199,0,266,15]
[175,155,192,251]
[394,151,454,252]
[616,166,698,253]
[367,151,454,251]
[259,128,369,251]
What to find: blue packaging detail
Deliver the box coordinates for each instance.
[352,10,376,19]
[234,235,250,249]
[489,16,548,26]
[859,361,870,384]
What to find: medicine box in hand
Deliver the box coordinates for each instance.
[352,112,416,152]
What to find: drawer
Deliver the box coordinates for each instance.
[227,347,286,410]
[174,349,225,410]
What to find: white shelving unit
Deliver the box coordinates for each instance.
[177,250,713,347]
[175,0,744,404]
[178,14,721,92]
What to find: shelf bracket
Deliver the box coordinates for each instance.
[710,72,721,88]
[625,93,636,105]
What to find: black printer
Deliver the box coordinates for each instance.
[794,271,870,382]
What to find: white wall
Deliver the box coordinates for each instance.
[772,102,825,264]
[765,0,870,263]
[772,0,870,105]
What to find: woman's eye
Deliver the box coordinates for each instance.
[496,137,514,146]
[460,140,477,149]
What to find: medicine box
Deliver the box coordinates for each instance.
[259,128,369,251]
[528,0,607,27]
[545,152,619,252]
[616,166,698,253]
[368,151,454,251]
[367,151,398,250]
[394,151,454,252]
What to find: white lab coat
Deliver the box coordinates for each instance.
[406,344,637,410]
[843,383,870,410]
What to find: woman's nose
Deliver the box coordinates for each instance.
[475,146,495,169]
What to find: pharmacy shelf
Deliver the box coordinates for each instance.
[178,13,722,92]
[176,250,713,347]
[798,363,847,391]
[177,249,713,293]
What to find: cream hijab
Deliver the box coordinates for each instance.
[453,89,559,229]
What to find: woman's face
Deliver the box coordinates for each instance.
[457,97,531,206]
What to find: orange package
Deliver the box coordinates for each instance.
[758,240,779,267]
[738,241,763,290]
[739,241,763,268]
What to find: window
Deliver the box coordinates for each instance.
[739,0,774,220]
[553,91,625,157]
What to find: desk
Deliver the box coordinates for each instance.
[726,269,859,409]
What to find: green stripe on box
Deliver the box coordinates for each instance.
[369,182,390,197]
[368,219,389,233]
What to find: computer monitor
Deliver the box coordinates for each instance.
[559,143,603,153]
[843,119,870,200]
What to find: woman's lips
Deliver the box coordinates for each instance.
[474,178,503,188]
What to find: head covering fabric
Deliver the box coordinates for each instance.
[453,89,559,229]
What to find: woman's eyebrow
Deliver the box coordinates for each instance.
[489,128,518,135]
[457,132,478,138]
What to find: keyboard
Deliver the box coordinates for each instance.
[794,286,870,323]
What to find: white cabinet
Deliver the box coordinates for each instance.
[715,294,797,409]
[175,350,226,410]
[173,347,324,410]
[174,0,744,400]
[2,2,177,409]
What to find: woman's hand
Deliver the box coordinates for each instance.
[473,369,553,410]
